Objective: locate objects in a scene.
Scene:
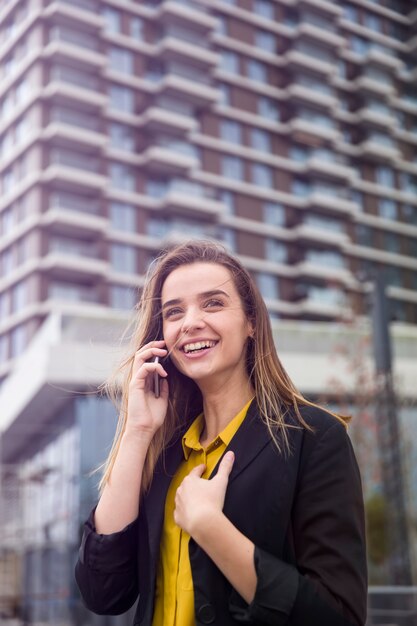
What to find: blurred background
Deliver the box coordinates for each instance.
[0,0,416,623]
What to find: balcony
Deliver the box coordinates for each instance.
[356,107,397,131]
[353,75,394,97]
[294,260,352,284]
[284,49,336,76]
[141,146,198,175]
[158,190,223,219]
[307,191,359,215]
[287,84,337,110]
[296,23,344,48]
[293,223,349,247]
[157,1,217,33]
[157,37,220,70]
[358,139,400,162]
[288,118,341,143]
[41,251,107,281]
[43,1,102,29]
[42,82,106,110]
[42,40,105,70]
[42,206,107,237]
[156,74,221,106]
[42,164,107,192]
[297,0,342,16]
[304,156,355,182]
[138,106,197,135]
[42,123,107,150]
[365,47,403,72]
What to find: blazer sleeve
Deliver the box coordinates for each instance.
[231,421,368,626]
[74,507,139,615]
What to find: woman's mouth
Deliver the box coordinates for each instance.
[182,340,218,354]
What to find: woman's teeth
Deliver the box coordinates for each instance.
[183,340,217,353]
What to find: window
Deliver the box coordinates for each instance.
[247,59,267,83]
[383,233,400,254]
[307,286,344,306]
[110,244,136,273]
[49,281,96,303]
[220,120,242,144]
[343,4,359,21]
[254,0,274,19]
[298,107,335,128]
[220,51,239,74]
[290,145,309,162]
[255,30,276,53]
[109,47,134,75]
[110,285,137,310]
[356,224,372,246]
[364,12,382,32]
[1,248,13,274]
[375,166,395,188]
[304,215,345,234]
[221,227,236,251]
[378,198,397,221]
[109,86,134,113]
[402,205,417,223]
[258,96,279,121]
[266,239,287,263]
[292,178,310,197]
[10,324,26,358]
[109,123,135,152]
[350,36,369,54]
[306,249,345,268]
[146,179,168,198]
[250,128,271,152]
[385,265,402,287]
[257,273,279,299]
[0,291,10,317]
[1,208,14,235]
[222,155,244,181]
[263,202,285,226]
[110,203,136,231]
[0,334,8,364]
[11,281,27,313]
[216,16,228,36]
[251,163,273,188]
[130,17,144,39]
[219,190,235,215]
[219,84,231,106]
[110,163,136,192]
[103,7,121,33]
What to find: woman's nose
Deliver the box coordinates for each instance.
[181,308,206,333]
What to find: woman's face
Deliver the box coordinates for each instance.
[161,262,253,391]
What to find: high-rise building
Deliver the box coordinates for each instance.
[0,0,416,389]
[1,0,417,621]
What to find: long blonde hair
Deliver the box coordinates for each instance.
[99,240,349,494]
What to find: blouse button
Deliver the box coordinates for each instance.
[197,603,216,623]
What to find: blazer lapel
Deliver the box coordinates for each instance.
[209,400,272,484]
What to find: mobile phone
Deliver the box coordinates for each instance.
[153,356,160,398]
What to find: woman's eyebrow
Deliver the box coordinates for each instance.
[162,289,230,310]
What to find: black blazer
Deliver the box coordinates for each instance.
[75,402,367,626]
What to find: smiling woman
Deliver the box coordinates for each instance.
[75,240,368,626]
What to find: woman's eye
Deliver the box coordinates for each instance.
[205,299,223,308]
[164,308,182,318]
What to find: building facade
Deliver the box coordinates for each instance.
[0,0,416,389]
[1,0,417,623]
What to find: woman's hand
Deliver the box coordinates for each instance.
[174,451,235,538]
[126,340,169,438]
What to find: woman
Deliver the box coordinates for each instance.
[75,240,367,626]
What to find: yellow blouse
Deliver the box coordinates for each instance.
[151,399,253,626]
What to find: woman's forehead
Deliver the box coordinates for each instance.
[161,262,236,301]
